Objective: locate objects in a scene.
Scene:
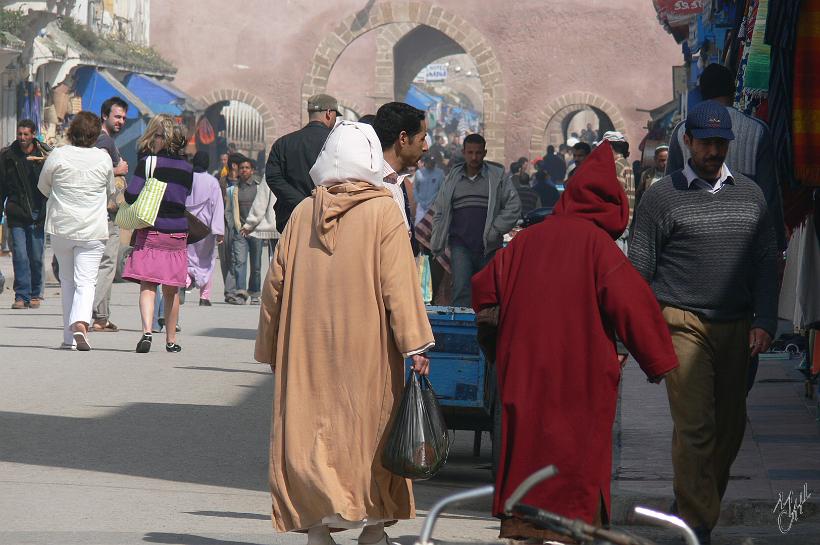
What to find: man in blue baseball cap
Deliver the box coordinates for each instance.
[629,100,779,545]
[666,64,785,251]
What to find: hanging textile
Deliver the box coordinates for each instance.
[783,185,814,234]
[778,205,820,329]
[732,0,757,105]
[744,0,771,91]
[196,117,215,145]
[17,81,33,123]
[31,87,42,132]
[793,0,820,186]
[765,0,802,191]
[734,0,772,117]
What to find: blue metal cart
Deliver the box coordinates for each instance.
[407,306,495,456]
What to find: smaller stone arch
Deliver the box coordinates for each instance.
[530,92,628,158]
[337,98,365,120]
[199,88,276,149]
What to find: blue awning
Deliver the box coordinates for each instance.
[73,67,152,119]
[404,84,441,111]
[124,73,181,115]
[124,74,204,115]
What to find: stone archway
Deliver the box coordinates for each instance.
[199,88,276,148]
[530,92,627,158]
[302,1,506,161]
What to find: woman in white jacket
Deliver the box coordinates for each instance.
[38,112,115,351]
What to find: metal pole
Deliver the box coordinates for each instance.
[416,485,494,545]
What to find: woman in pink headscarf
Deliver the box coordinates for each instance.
[185,151,224,305]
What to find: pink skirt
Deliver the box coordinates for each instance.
[122,229,188,287]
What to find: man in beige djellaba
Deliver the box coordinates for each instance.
[255,120,435,545]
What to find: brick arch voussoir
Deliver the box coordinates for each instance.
[337,98,364,119]
[302,0,507,161]
[530,92,625,157]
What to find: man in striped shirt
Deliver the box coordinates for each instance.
[666,63,785,250]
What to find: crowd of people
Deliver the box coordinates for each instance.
[0,61,787,545]
[248,69,780,545]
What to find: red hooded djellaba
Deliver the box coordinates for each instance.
[472,141,679,542]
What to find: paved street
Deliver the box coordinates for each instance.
[0,249,818,545]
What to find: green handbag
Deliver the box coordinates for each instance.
[115,156,167,230]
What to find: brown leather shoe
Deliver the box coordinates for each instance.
[11,299,28,309]
[29,298,42,309]
[92,320,119,332]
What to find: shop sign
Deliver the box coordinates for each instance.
[425,64,449,82]
[655,0,706,17]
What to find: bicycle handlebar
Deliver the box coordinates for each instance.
[415,484,494,545]
[503,464,558,514]
[512,504,656,545]
[634,507,700,545]
[414,464,699,545]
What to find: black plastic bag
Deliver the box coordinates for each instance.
[382,371,450,480]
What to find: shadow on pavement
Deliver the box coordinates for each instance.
[197,328,257,340]
[0,343,136,353]
[185,511,270,520]
[0,375,274,491]
[0,344,61,351]
[6,325,64,331]
[143,533,267,545]
[0,370,493,512]
[0,312,64,316]
[175,366,271,376]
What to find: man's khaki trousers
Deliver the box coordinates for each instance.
[661,306,750,531]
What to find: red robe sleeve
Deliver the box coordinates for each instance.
[597,244,679,379]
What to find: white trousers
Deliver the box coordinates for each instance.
[52,235,105,345]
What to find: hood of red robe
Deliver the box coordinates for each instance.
[312,182,393,254]
[553,140,629,240]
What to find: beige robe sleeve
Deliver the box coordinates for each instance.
[380,211,435,356]
[255,232,286,365]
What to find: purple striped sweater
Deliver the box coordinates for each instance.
[125,153,193,233]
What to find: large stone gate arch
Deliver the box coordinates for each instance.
[199,88,276,148]
[302,1,507,161]
[530,92,628,158]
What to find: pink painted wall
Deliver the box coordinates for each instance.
[151,0,680,162]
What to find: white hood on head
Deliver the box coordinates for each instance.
[309,120,384,188]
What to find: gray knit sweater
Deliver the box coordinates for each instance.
[629,170,779,336]
[666,109,786,250]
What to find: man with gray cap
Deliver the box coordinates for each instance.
[629,100,778,545]
[265,93,338,232]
